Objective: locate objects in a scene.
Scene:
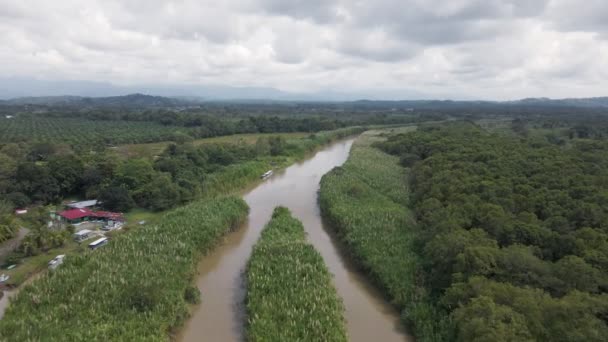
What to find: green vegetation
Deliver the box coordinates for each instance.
[319,130,448,340]
[246,207,347,342]
[0,126,364,213]
[1,239,83,287]
[375,122,608,341]
[0,196,249,341]
[0,200,19,243]
[0,114,351,147]
[115,132,309,160]
[0,117,192,146]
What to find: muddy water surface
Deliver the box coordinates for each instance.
[177,139,412,342]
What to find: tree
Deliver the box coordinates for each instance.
[48,155,84,195]
[0,152,16,193]
[5,192,30,208]
[454,296,533,342]
[114,159,155,190]
[132,174,181,211]
[170,131,193,144]
[99,186,135,212]
[28,143,56,161]
[269,136,286,156]
[553,256,607,295]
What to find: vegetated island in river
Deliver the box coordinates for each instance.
[246,207,347,342]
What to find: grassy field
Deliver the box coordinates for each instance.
[1,239,89,287]
[115,132,309,159]
[246,207,347,341]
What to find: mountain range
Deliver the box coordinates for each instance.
[3,94,608,110]
[0,77,607,109]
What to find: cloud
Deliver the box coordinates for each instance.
[256,0,341,24]
[546,0,608,38]
[0,0,606,100]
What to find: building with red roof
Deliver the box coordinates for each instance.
[58,208,124,224]
[94,211,125,222]
[58,208,95,224]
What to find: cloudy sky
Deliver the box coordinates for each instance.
[1,0,607,100]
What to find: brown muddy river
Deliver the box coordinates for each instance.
[177,139,412,342]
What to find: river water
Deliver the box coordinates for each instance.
[177,138,411,342]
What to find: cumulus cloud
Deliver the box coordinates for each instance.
[0,0,606,99]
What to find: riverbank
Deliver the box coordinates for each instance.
[177,137,411,342]
[319,128,440,339]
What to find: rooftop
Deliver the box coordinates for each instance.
[59,208,94,220]
[66,200,98,209]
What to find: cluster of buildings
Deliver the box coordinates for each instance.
[57,200,124,226]
[55,200,125,250]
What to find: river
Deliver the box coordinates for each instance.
[177,138,411,341]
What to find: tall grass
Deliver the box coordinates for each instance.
[246,207,347,342]
[0,197,249,341]
[319,131,449,341]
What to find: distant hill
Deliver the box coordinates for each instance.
[2,93,608,110]
[4,93,197,108]
[509,97,608,108]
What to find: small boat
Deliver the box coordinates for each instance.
[261,170,273,179]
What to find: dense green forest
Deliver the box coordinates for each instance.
[374,122,608,341]
[246,207,346,341]
[0,196,249,341]
[0,127,364,215]
[320,123,608,341]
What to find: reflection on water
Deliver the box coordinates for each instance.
[177,139,412,342]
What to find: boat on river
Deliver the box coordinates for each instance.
[261,170,273,179]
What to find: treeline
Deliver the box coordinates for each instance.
[246,207,347,341]
[378,122,608,341]
[0,115,348,147]
[0,127,365,214]
[41,110,349,133]
[0,196,249,341]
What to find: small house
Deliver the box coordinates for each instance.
[59,208,95,225]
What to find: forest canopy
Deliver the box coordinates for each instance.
[378,122,608,341]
